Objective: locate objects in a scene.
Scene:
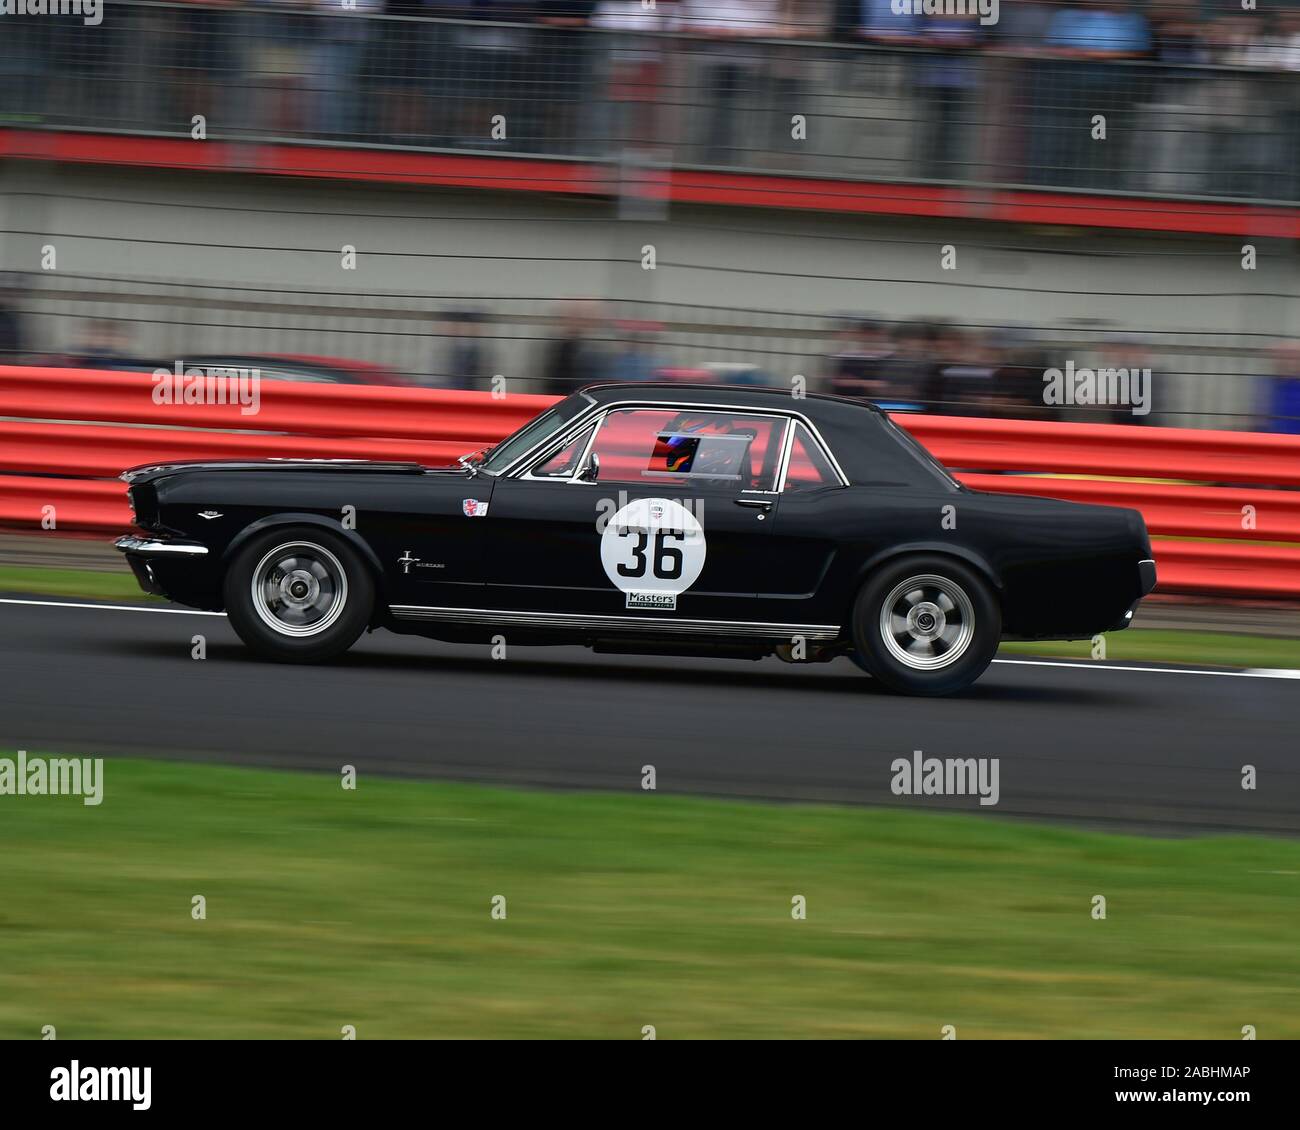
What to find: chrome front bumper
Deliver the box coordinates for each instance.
[114,536,209,556]
[1138,558,1157,596]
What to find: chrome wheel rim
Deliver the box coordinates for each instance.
[879,573,974,671]
[250,541,348,637]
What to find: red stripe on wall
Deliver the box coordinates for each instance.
[4,129,1297,238]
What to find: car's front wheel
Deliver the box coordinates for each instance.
[223,527,374,662]
[850,556,1000,696]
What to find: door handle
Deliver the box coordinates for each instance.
[734,497,773,510]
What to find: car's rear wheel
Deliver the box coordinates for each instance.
[224,527,373,662]
[850,556,999,696]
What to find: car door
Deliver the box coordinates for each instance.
[484,405,791,622]
[754,419,852,625]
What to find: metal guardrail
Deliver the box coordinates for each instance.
[3,2,1300,203]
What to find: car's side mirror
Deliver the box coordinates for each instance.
[577,452,600,483]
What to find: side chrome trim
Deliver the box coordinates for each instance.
[114,536,209,556]
[389,605,842,641]
[774,415,798,494]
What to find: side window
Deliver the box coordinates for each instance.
[587,408,788,490]
[531,424,595,478]
[783,423,839,492]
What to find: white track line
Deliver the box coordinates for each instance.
[0,597,224,616]
[992,658,1299,680]
[4,597,1299,679]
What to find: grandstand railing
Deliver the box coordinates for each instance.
[3,3,1300,204]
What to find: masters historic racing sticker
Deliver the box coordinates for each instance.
[600,497,705,611]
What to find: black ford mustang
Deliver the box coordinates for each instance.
[115,384,1156,695]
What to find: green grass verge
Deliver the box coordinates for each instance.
[1000,629,1300,670]
[0,758,1296,1039]
[0,564,160,603]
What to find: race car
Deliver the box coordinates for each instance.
[114,383,1156,695]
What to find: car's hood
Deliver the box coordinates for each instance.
[120,459,461,486]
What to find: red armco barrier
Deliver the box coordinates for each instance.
[900,414,1300,487]
[2,366,1299,598]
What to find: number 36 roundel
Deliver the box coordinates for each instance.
[600,497,706,610]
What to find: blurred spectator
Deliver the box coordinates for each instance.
[430,309,494,389]
[916,321,966,414]
[1273,10,1300,201]
[608,320,665,381]
[932,326,998,414]
[1099,331,1155,425]
[310,0,380,139]
[988,1,1061,185]
[0,300,25,364]
[874,319,935,408]
[1151,0,1210,64]
[913,10,987,181]
[248,0,319,137]
[68,320,132,369]
[447,1,538,150]
[533,1,599,155]
[994,0,1057,51]
[988,326,1053,420]
[540,300,605,395]
[0,11,53,126]
[1268,342,1300,435]
[826,316,893,399]
[1202,12,1283,197]
[368,0,435,145]
[856,0,924,45]
[1039,0,1152,190]
[1046,1,1152,59]
[592,0,674,156]
[678,0,784,163]
[161,1,242,131]
[1138,0,1212,195]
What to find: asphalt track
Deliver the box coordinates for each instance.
[1,597,1297,834]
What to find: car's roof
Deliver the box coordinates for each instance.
[570,382,952,490]
[577,382,884,423]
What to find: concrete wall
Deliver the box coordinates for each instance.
[2,161,1294,426]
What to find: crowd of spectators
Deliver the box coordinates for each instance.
[2,300,1295,429]
[519,309,1156,421]
[4,2,1300,196]
[429,303,1300,432]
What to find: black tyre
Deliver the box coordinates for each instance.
[850,555,1000,696]
[223,527,374,662]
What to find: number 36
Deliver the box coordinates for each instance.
[615,529,684,580]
